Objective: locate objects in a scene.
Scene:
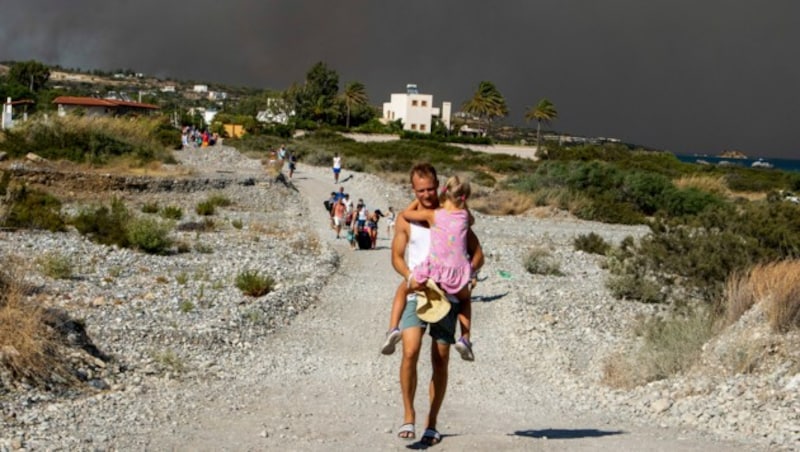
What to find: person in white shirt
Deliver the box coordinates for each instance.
[332,153,342,183]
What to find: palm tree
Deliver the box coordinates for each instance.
[340,81,368,129]
[525,98,558,158]
[462,81,508,134]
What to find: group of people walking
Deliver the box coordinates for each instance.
[325,186,396,250]
[181,126,220,148]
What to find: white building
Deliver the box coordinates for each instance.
[382,84,451,133]
[208,91,228,101]
[256,98,295,125]
[193,84,209,93]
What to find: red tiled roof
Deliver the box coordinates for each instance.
[111,99,159,109]
[52,96,159,110]
[53,96,117,107]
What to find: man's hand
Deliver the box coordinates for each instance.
[407,274,422,291]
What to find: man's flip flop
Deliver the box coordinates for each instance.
[421,428,441,445]
[397,423,415,440]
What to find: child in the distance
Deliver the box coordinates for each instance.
[380,175,476,361]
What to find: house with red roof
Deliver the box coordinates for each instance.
[53,96,159,117]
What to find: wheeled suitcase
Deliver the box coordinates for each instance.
[357,230,372,249]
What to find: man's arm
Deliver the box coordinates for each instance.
[391,215,411,280]
[402,207,434,225]
[466,229,484,274]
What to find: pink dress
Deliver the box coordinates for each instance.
[412,209,472,294]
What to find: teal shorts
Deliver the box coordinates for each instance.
[399,294,459,345]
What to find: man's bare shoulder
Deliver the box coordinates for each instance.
[393,215,410,241]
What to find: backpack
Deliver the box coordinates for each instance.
[345,211,354,226]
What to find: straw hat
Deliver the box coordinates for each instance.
[416,279,451,323]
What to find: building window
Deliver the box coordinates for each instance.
[411,124,417,130]
[420,124,426,131]
[421,100,427,107]
[412,100,418,106]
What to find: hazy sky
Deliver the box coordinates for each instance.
[1,0,798,158]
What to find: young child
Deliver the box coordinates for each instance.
[380,176,476,361]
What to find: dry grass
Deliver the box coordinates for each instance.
[603,310,713,388]
[471,190,534,215]
[528,187,592,214]
[47,155,193,180]
[673,174,730,196]
[0,258,70,386]
[601,350,644,389]
[723,260,800,332]
[249,221,292,239]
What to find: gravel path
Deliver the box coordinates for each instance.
[1,146,795,451]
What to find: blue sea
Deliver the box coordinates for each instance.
[674,154,800,173]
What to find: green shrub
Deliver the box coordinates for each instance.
[37,252,74,279]
[207,194,232,207]
[72,197,131,247]
[0,171,10,196]
[179,300,195,313]
[574,195,645,225]
[141,202,159,214]
[635,309,713,381]
[603,308,712,387]
[231,218,243,229]
[160,205,183,220]
[620,171,672,215]
[235,269,274,297]
[606,273,665,303]
[661,187,723,217]
[151,349,185,374]
[1,186,66,232]
[0,116,172,165]
[176,218,216,232]
[574,232,611,255]
[523,248,563,276]
[194,242,213,254]
[126,217,174,255]
[195,200,215,216]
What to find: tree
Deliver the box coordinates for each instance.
[462,81,508,133]
[292,62,340,125]
[339,81,368,129]
[525,98,558,158]
[8,60,50,93]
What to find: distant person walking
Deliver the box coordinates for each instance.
[288,153,297,179]
[332,153,342,184]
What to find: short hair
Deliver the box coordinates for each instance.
[409,162,438,186]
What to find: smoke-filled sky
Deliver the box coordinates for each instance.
[2,0,799,158]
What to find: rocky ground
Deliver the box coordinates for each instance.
[0,145,797,451]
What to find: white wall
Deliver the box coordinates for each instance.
[1,98,11,130]
[382,93,435,133]
[57,104,109,117]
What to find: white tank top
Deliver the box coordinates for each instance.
[406,222,430,271]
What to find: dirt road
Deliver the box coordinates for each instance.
[144,163,756,451]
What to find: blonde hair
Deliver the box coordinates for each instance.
[440,175,471,209]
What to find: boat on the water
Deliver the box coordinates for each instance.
[751,158,774,168]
